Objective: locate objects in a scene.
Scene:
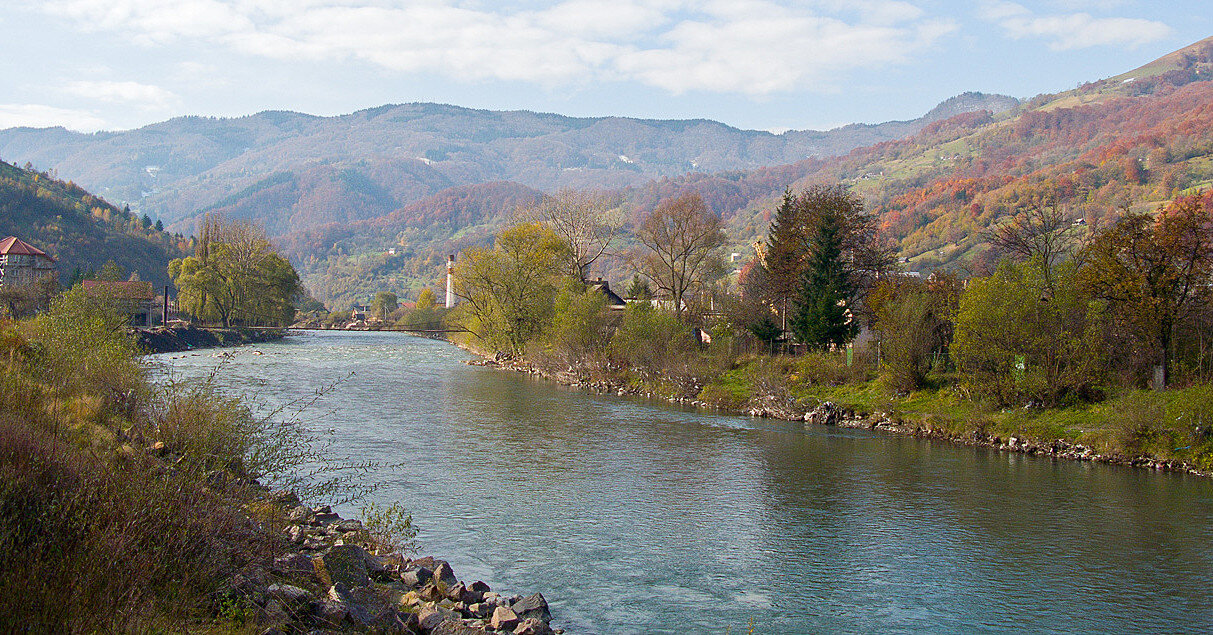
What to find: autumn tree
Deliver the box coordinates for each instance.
[954,261,1104,405]
[1080,193,1213,388]
[985,197,1088,290]
[453,223,573,354]
[517,189,623,282]
[416,288,437,310]
[634,193,725,319]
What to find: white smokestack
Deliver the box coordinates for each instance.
[446,254,455,308]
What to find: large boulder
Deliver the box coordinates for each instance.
[490,606,519,631]
[402,566,434,588]
[513,617,551,635]
[432,622,491,635]
[433,561,459,587]
[316,544,372,588]
[510,593,551,623]
[417,605,455,631]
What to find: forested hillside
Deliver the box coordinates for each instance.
[0,93,1016,239]
[0,160,189,288]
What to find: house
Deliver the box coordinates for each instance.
[587,278,627,310]
[350,303,370,321]
[83,280,160,326]
[0,236,56,287]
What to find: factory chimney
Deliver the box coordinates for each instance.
[446,254,456,308]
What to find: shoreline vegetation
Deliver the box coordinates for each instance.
[435,187,1213,479]
[0,288,561,633]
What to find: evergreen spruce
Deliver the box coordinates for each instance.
[790,209,855,350]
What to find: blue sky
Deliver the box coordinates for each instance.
[1,1,1209,133]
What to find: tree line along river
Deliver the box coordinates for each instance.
[151,330,1213,634]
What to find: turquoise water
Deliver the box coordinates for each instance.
[150,330,1213,634]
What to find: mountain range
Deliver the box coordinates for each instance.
[1,36,1211,309]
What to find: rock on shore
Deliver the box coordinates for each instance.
[226,491,561,634]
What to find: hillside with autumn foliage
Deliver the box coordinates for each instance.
[0,160,190,288]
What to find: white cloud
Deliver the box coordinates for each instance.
[34,0,956,96]
[981,2,1172,50]
[0,104,107,131]
[61,80,179,108]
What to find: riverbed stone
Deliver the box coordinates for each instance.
[335,518,364,533]
[490,606,519,630]
[513,617,550,635]
[432,622,491,635]
[266,583,310,606]
[510,594,551,623]
[417,605,455,631]
[433,561,459,587]
[402,566,433,588]
[312,599,348,628]
[316,545,372,588]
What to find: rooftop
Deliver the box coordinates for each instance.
[0,236,56,262]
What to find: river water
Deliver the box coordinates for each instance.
[149,330,1213,634]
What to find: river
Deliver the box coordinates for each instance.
[149,330,1213,634]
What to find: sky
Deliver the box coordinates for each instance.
[1,1,1209,134]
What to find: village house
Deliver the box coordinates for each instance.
[83,279,161,326]
[587,278,627,310]
[0,236,57,287]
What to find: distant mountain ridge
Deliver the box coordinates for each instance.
[0,92,1018,239]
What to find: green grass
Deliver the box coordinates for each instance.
[697,354,1213,470]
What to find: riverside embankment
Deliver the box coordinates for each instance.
[469,353,1213,478]
[221,487,561,634]
[136,325,286,353]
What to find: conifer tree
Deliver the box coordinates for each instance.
[790,209,856,350]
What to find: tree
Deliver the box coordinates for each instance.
[789,209,855,350]
[869,277,955,391]
[954,261,1104,405]
[634,193,725,319]
[416,288,437,311]
[625,274,652,302]
[371,292,398,321]
[1080,193,1213,388]
[517,189,622,281]
[762,185,894,327]
[97,260,126,281]
[985,197,1087,290]
[168,216,303,327]
[453,223,573,355]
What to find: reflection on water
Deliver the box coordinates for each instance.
[150,330,1213,634]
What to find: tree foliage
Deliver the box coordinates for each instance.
[1079,192,1213,387]
[168,215,302,327]
[953,261,1105,405]
[790,208,856,350]
[517,189,622,281]
[453,223,573,354]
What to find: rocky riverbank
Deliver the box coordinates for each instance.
[136,325,286,354]
[470,355,1212,479]
[228,489,561,635]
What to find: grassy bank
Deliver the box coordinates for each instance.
[690,354,1213,472]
